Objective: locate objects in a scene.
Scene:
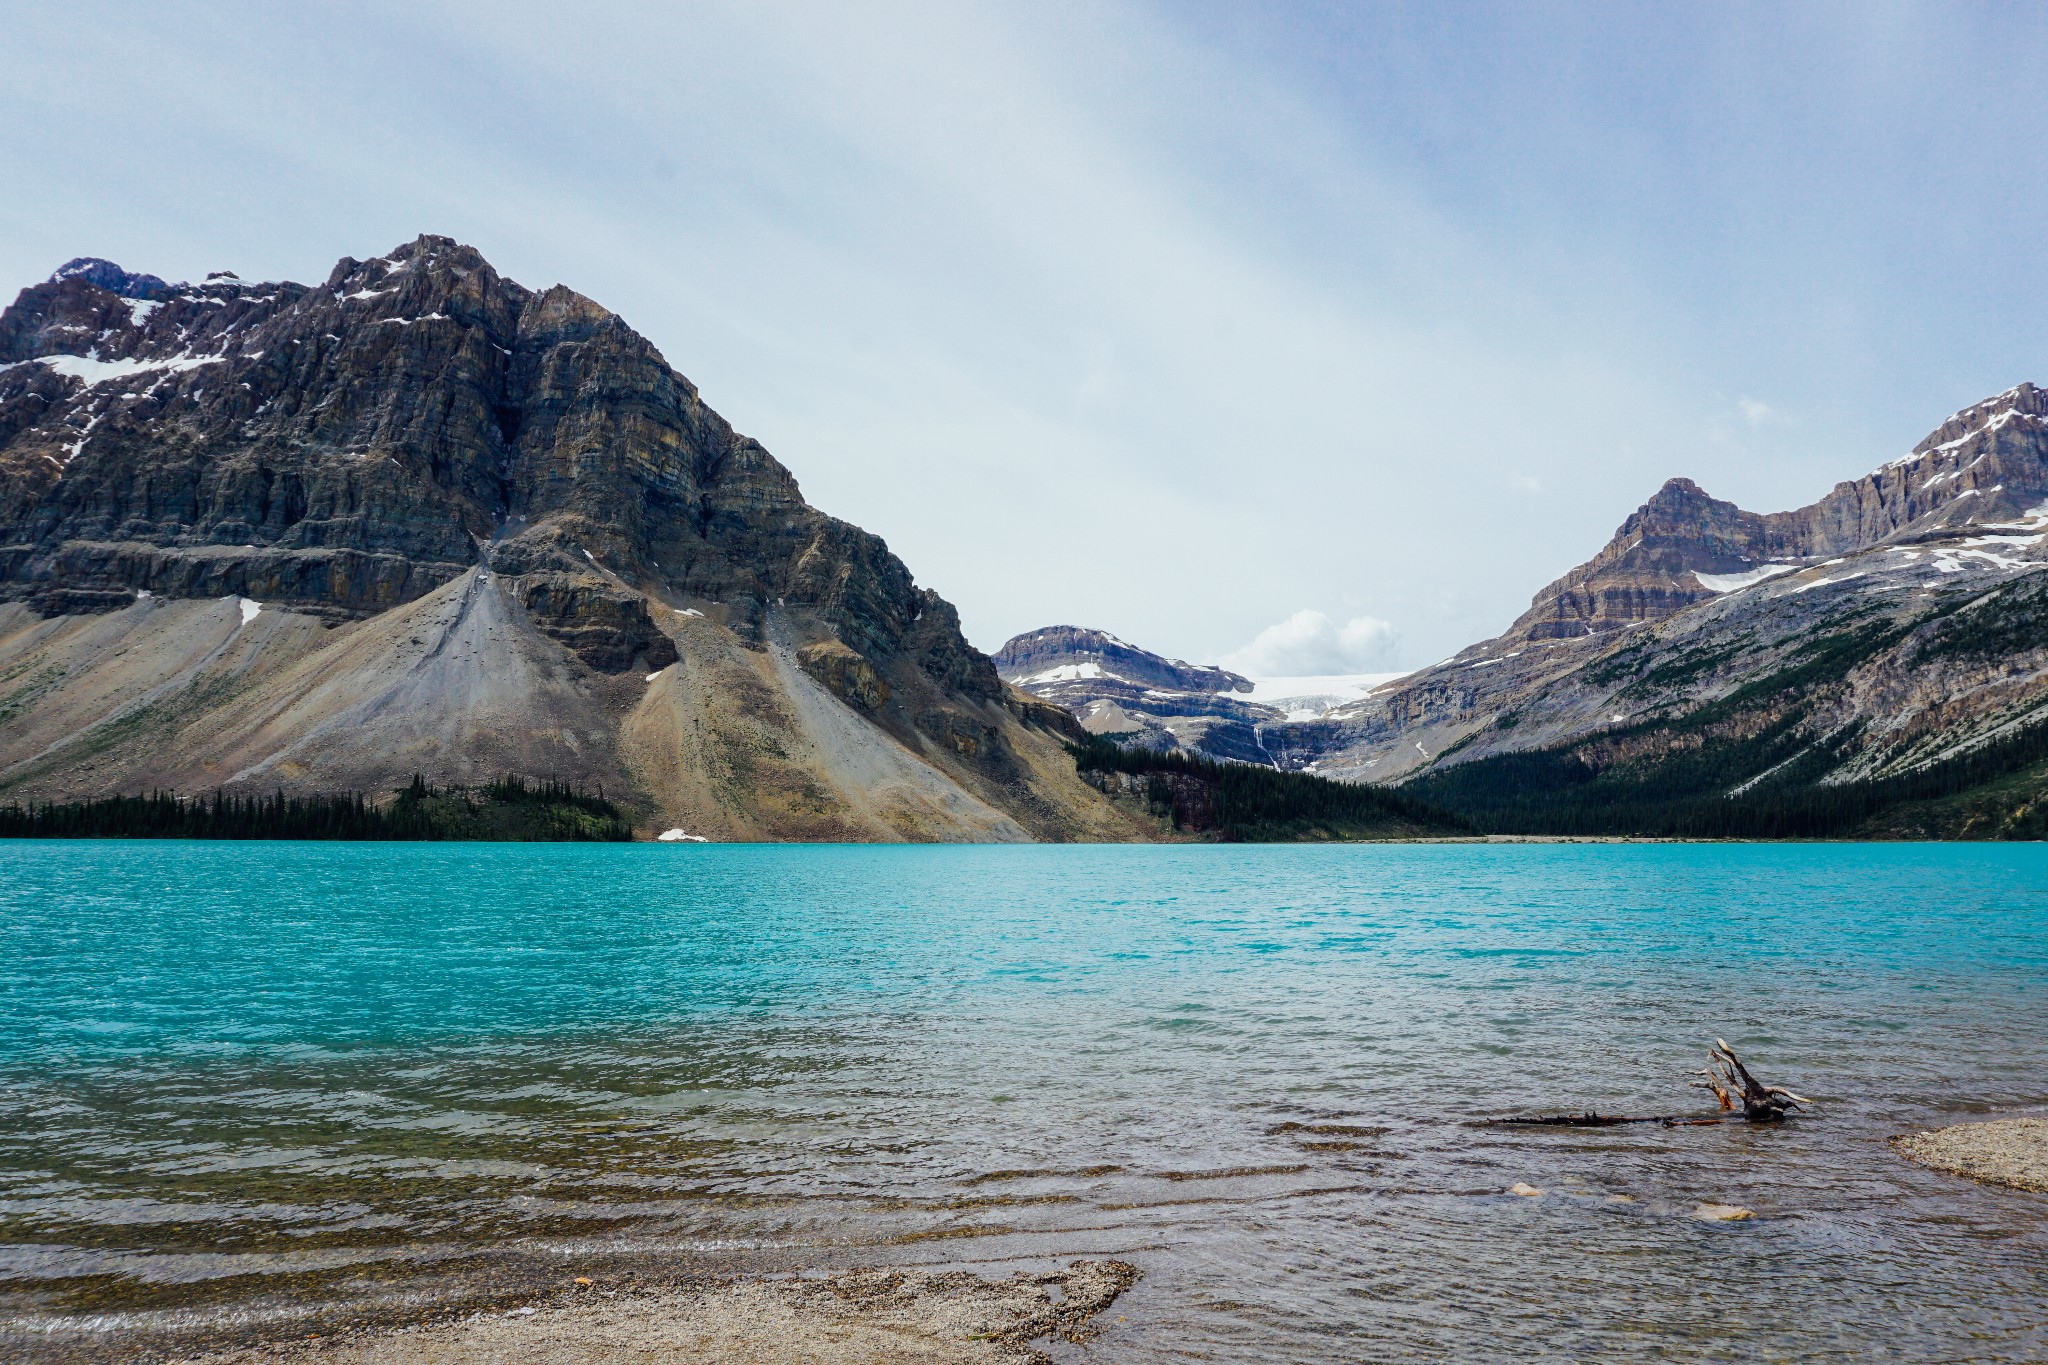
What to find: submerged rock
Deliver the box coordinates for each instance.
[1691,1202,1755,1221]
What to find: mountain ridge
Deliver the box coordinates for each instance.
[9,238,2048,839]
[1281,381,2048,832]
[0,237,1138,843]
[1002,380,2048,837]
[1505,384,2048,646]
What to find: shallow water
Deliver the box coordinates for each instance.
[1,841,2044,1361]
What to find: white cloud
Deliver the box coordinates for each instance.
[1221,609,1399,675]
[1738,397,1773,425]
[1510,474,1543,493]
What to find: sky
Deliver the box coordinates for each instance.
[5,2,2048,673]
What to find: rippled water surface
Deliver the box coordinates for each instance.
[2,841,2045,1361]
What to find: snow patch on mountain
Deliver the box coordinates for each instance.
[1694,564,1800,593]
[1237,672,1407,706]
[1178,671,1411,722]
[1020,662,1104,684]
[9,351,226,387]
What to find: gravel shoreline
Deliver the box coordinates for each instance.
[1893,1118,2048,1193]
[174,1260,1138,1365]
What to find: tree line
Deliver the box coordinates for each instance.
[0,777,634,842]
[1406,707,2048,839]
[1070,737,1470,840]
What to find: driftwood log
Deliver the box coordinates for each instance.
[1497,1111,1726,1128]
[1494,1039,1811,1128]
[1692,1037,1811,1122]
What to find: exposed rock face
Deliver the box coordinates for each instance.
[0,239,1144,843]
[995,626,1251,694]
[43,258,172,299]
[1081,766,1221,833]
[995,625,1281,763]
[1276,383,2048,808]
[514,572,679,673]
[1509,477,1772,640]
[0,235,1009,692]
[1506,384,2048,646]
[797,640,891,712]
[1780,383,2048,554]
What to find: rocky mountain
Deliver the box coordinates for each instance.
[994,625,1285,763]
[1503,386,2048,644]
[997,626,1408,764]
[995,625,1251,695]
[0,236,1146,842]
[1279,383,2048,836]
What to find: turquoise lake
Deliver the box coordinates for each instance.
[1,840,2045,1361]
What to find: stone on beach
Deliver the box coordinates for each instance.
[1893,1117,2048,1193]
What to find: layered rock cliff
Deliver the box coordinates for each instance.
[1505,385,2048,645]
[995,626,1252,695]
[0,238,1134,842]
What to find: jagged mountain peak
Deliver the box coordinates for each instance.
[1896,381,2048,464]
[1505,379,2048,644]
[325,235,510,291]
[1618,477,1753,538]
[48,257,171,299]
[1508,476,1769,642]
[1290,377,2048,794]
[0,235,993,691]
[1648,474,1707,499]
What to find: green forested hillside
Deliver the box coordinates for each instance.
[1072,739,1469,841]
[1405,708,2048,839]
[0,776,635,842]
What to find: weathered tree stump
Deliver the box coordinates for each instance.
[1490,1038,1811,1128]
[1693,1038,1811,1123]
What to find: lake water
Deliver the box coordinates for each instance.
[1,841,2044,1362]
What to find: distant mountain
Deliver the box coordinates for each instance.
[995,625,1252,695]
[994,625,1283,763]
[1282,383,2048,837]
[994,625,1407,765]
[0,237,1144,842]
[1502,386,2048,645]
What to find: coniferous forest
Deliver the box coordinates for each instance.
[1402,709,2048,839]
[0,776,635,842]
[1070,737,1470,840]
